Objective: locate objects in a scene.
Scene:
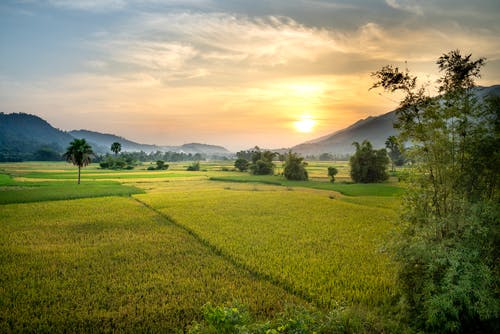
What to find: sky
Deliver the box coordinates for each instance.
[1,1,499,151]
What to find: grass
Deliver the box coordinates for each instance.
[0,197,306,332]
[0,161,406,331]
[136,186,399,309]
[210,174,404,196]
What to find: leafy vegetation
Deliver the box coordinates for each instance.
[63,138,95,184]
[234,158,249,172]
[110,141,121,155]
[372,50,499,333]
[385,136,405,171]
[350,140,389,183]
[249,148,276,175]
[147,160,169,170]
[283,151,308,181]
[327,166,338,183]
[187,161,201,171]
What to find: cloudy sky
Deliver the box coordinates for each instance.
[1,0,499,151]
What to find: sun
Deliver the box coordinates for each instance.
[294,116,316,133]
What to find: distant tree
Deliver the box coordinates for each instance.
[111,142,121,156]
[349,140,389,183]
[187,161,200,171]
[156,160,169,170]
[385,136,405,171]
[319,153,335,161]
[236,149,254,161]
[249,148,275,175]
[63,138,94,184]
[34,146,61,161]
[327,166,338,183]
[234,158,249,172]
[283,151,308,181]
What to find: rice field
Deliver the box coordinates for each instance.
[0,161,404,331]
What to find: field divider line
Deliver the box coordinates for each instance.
[132,196,322,309]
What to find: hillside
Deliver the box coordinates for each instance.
[70,130,231,155]
[0,113,75,161]
[292,85,500,155]
[0,113,232,161]
[69,130,159,153]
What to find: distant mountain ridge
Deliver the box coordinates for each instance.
[0,113,231,161]
[291,85,500,155]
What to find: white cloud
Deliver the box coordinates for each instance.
[385,0,423,15]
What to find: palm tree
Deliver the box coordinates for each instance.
[111,142,121,156]
[63,139,94,184]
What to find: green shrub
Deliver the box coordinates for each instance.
[327,166,338,183]
[283,151,308,181]
[187,161,200,171]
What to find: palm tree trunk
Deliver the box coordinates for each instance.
[78,166,81,184]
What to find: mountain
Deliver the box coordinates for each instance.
[292,85,500,156]
[69,130,231,155]
[0,113,75,161]
[0,113,232,161]
[69,130,159,153]
[178,143,231,155]
[291,111,397,155]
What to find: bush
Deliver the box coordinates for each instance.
[99,155,137,170]
[327,167,338,183]
[187,161,200,171]
[155,160,169,170]
[283,151,308,181]
[234,158,249,172]
[248,149,275,175]
[349,140,389,183]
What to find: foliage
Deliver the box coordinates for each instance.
[189,303,381,334]
[155,160,169,170]
[187,161,201,171]
[33,146,62,161]
[97,150,207,163]
[385,136,405,171]
[249,148,276,175]
[283,151,308,181]
[234,158,250,172]
[63,138,94,184]
[372,49,499,333]
[327,166,338,183]
[99,154,137,170]
[319,152,335,161]
[110,142,121,155]
[349,140,389,183]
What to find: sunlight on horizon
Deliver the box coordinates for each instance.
[294,115,316,133]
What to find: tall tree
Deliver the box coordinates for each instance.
[111,142,121,156]
[63,138,94,184]
[371,50,498,333]
[349,140,389,183]
[283,151,308,181]
[385,135,404,171]
[249,147,276,175]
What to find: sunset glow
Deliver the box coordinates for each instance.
[294,116,316,133]
[1,1,499,151]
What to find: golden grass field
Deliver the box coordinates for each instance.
[0,161,404,332]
